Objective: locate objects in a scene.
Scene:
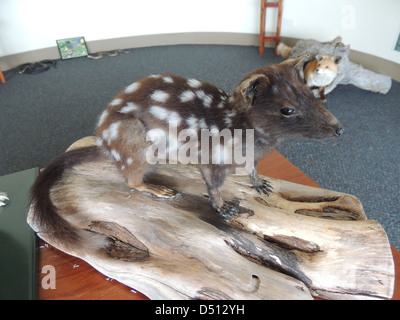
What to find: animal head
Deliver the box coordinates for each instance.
[237,56,343,140]
[314,54,341,75]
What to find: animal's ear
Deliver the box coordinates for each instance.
[282,54,310,70]
[315,54,323,61]
[240,74,270,107]
[281,54,310,79]
[334,56,342,64]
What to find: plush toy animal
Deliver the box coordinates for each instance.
[304,54,342,102]
[278,36,392,97]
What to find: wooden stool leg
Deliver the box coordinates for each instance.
[275,0,283,56]
[0,69,5,84]
[259,1,266,56]
[259,0,284,57]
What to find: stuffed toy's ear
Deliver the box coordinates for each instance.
[334,56,342,64]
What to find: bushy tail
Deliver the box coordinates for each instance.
[277,42,292,59]
[30,146,102,247]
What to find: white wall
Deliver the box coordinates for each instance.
[0,0,260,55]
[0,0,399,64]
[281,0,400,64]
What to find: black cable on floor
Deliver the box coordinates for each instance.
[16,60,57,74]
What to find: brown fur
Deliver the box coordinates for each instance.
[30,57,343,247]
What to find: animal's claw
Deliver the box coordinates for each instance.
[254,179,273,196]
[216,200,254,219]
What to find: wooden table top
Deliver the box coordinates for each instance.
[37,150,400,300]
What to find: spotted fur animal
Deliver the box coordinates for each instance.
[30,56,343,246]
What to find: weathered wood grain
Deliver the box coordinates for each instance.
[27,137,395,299]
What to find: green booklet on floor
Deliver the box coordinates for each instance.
[0,168,39,300]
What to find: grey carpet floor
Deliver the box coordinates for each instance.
[1,44,399,248]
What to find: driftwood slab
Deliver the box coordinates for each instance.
[27,137,395,300]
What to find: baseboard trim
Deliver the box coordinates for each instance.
[1,32,399,82]
[0,32,261,72]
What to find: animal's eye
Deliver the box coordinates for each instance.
[280,108,296,116]
[325,66,329,68]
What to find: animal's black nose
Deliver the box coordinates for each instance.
[335,127,344,136]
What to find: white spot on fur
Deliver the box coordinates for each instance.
[186,116,198,130]
[102,121,121,144]
[180,90,196,103]
[163,76,174,83]
[97,110,109,127]
[224,117,232,127]
[225,109,237,118]
[198,118,208,129]
[147,128,166,143]
[127,157,133,165]
[195,90,205,100]
[111,149,121,162]
[110,98,123,106]
[168,111,182,126]
[119,102,139,113]
[149,105,169,120]
[151,90,169,103]
[187,78,201,88]
[210,125,219,136]
[101,130,110,143]
[108,121,121,141]
[223,110,236,128]
[95,137,103,147]
[149,106,181,126]
[125,82,140,94]
[196,90,213,107]
[203,95,213,107]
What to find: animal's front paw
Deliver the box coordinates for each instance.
[216,200,254,219]
[0,192,9,207]
[254,179,273,196]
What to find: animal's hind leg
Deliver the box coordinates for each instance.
[105,117,177,199]
[199,165,225,210]
[199,165,253,218]
[319,87,327,103]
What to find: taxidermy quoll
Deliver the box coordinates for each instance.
[30,56,343,247]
